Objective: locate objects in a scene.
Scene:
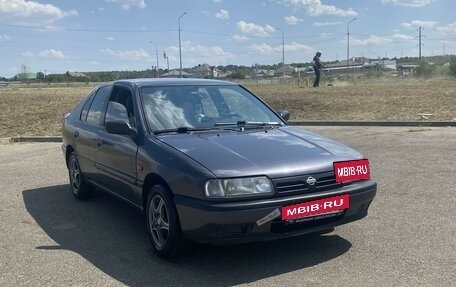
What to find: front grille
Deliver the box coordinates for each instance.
[273,171,342,196]
[276,181,308,193]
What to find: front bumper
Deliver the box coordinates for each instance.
[175,179,376,244]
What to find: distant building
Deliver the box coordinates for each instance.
[397,64,418,76]
[160,69,192,78]
[326,57,367,72]
[66,72,88,78]
[364,59,397,70]
[191,64,218,78]
[276,64,296,77]
[13,72,37,80]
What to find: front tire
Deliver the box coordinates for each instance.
[68,152,93,200]
[145,184,188,257]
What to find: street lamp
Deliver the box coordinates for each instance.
[347,17,357,75]
[163,51,169,73]
[277,27,285,79]
[150,42,159,78]
[178,12,187,78]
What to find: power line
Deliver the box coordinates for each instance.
[0,23,175,33]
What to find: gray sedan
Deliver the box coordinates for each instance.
[62,78,376,257]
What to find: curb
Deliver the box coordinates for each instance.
[289,121,456,127]
[9,136,62,143]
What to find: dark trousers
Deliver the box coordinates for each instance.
[313,69,321,87]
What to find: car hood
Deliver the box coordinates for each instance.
[158,126,363,178]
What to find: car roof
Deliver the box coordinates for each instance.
[114,78,239,87]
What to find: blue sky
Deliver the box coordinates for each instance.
[0,0,455,77]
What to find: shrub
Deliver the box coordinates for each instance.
[449,55,456,77]
[414,60,435,77]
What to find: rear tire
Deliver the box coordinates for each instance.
[145,184,188,257]
[68,152,93,200]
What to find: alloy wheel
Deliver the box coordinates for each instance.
[149,194,170,247]
[70,156,81,192]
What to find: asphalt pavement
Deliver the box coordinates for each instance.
[0,126,455,287]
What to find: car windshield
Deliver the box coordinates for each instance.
[140,85,283,132]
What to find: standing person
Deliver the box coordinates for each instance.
[312,51,326,87]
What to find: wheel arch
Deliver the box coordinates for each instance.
[142,173,173,211]
[65,145,75,168]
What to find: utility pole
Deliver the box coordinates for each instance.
[277,27,285,79]
[178,12,187,78]
[419,26,422,60]
[163,51,169,72]
[150,42,159,78]
[347,18,357,75]
[155,47,159,78]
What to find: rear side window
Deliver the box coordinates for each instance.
[80,92,95,121]
[86,86,111,125]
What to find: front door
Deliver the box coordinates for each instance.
[96,85,141,205]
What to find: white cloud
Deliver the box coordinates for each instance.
[166,41,234,66]
[88,61,99,65]
[0,0,77,25]
[381,0,435,7]
[248,42,312,54]
[285,42,313,53]
[248,43,277,55]
[401,20,438,29]
[40,25,65,31]
[236,21,275,37]
[320,33,334,38]
[391,33,414,40]
[285,16,303,25]
[215,9,229,20]
[0,34,11,41]
[312,21,342,27]
[21,51,34,57]
[105,0,146,10]
[232,34,250,42]
[436,22,456,35]
[279,0,357,17]
[170,41,233,57]
[101,48,151,60]
[39,49,66,59]
[351,35,393,46]
[105,36,115,41]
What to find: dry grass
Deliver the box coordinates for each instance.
[0,78,455,137]
[247,77,456,122]
[0,85,93,137]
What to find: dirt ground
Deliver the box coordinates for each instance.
[0,78,455,137]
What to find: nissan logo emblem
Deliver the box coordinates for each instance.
[306,176,316,186]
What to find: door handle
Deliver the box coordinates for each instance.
[74,130,79,138]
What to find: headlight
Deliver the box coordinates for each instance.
[204,176,273,198]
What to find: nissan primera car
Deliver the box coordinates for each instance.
[62,78,376,256]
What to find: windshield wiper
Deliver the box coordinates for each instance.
[214,121,281,127]
[154,126,220,135]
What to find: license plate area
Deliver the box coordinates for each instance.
[334,159,370,183]
[281,194,350,221]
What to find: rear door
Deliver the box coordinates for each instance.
[74,85,111,181]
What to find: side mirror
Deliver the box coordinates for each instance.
[276,109,290,122]
[106,120,138,138]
